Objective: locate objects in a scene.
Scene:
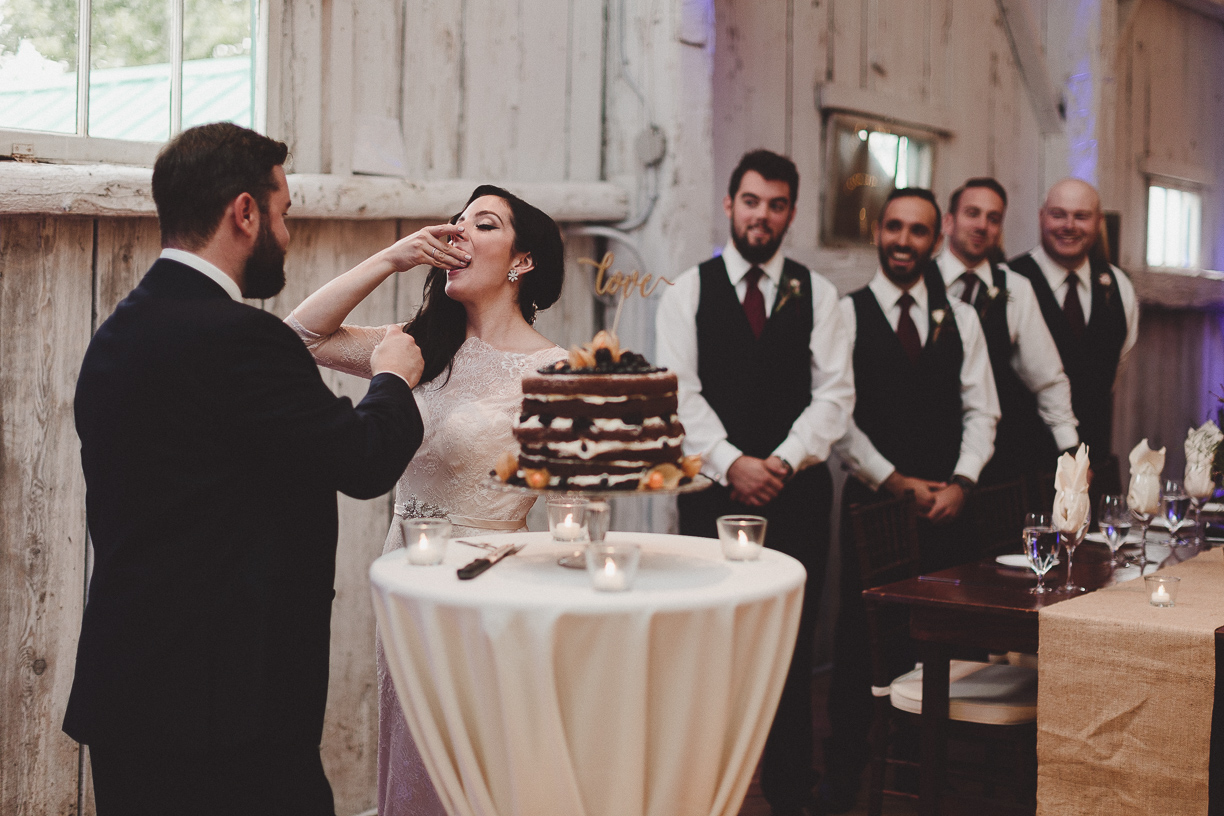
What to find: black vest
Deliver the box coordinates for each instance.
[1009,253,1128,462]
[929,262,1055,482]
[850,281,964,483]
[695,256,814,458]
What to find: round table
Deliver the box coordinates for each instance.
[369,530,806,816]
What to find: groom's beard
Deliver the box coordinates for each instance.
[241,216,287,300]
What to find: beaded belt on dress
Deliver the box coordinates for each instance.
[393,496,524,531]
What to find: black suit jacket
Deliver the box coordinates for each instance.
[64,259,424,749]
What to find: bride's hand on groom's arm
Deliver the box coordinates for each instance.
[372,327,425,387]
[381,224,471,272]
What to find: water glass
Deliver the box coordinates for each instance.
[1185,465,1215,547]
[716,515,768,561]
[1098,494,1132,568]
[1162,479,1191,546]
[1022,512,1060,594]
[401,518,451,565]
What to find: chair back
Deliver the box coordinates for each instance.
[964,479,1029,557]
[850,493,922,591]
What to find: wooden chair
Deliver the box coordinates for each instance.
[964,478,1030,558]
[852,495,1039,816]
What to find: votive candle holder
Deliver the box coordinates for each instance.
[1145,575,1180,607]
[585,542,641,591]
[401,518,451,566]
[717,515,767,561]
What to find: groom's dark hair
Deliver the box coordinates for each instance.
[153,122,289,250]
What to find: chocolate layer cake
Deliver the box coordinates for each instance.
[513,365,686,491]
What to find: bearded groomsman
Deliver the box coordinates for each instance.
[933,178,1079,483]
[656,149,854,816]
[1008,178,1139,482]
[820,188,999,813]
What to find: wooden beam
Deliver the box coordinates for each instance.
[994,0,1065,136]
[0,164,630,222]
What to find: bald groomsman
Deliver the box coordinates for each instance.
[933,178,1079,483]
[820,187,999,813]
[1008,179,1139,482]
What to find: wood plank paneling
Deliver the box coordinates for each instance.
[400,0,464,179]
[264,219,401,816]
[94,219,161,323]
[0,216,93,816]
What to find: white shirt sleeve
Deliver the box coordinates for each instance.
[1113,265,1140,380]
[654,266,741,484]
[831,296,901,490]
[771,274,856,470]
[950,300,1000,482]
[1003,273,1080,451]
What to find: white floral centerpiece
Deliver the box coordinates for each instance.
[1184,420,1222,500]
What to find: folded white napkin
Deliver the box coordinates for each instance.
[1185,421,1221,499]
[1052,443,1090,533]
[1127,438,1166,515]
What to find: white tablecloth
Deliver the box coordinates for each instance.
[369,530,806,816]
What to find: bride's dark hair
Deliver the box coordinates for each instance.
[404,185,565,384]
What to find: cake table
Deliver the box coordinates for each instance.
[370,530,806,816]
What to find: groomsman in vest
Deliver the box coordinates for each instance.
[820,188,999,813]
[1008,178,1139,486]
[656,149,855,816]
[933,178,1079,484]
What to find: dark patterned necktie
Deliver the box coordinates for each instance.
[743,266,766,339]
[959,272,978,305]
[896,293,922,364]
[1063,272,1086,338]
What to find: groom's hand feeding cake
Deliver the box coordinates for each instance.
[504,332,700,491]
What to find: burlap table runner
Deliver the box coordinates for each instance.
[1037,553,1224,815]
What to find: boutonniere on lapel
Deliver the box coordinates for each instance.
[930,308,948,344]
[1097,271,1113,304]
[977,285,1007,317]
[772,275,803,315]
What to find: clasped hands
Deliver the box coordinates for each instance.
[881,472,965,524]
[727,455,792,507]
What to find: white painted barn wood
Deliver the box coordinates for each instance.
[278,0,325,174]
[325,0,356,176]
[567,0,606,182]
[786,0,832,255]
[0,216,93,816]
[94,220,162,325]
[262,219,401,816]
[400,0,464,179]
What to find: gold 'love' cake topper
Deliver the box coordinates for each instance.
[578,252,673,338]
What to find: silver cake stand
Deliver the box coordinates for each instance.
[484,474,713,567]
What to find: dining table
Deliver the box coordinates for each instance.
[369,530,806,816]
[862,532,1211,816]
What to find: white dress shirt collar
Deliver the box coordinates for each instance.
[720,240,786,287]
[868,268,928,315]
[1032,244,1090,292]
[160,248,243,302]
[935,247,990,287]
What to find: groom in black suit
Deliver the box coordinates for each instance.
[65,123,426,815]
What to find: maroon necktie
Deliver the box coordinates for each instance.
[1063,272,1085,338]
[959,272,978,305]
[743,266,766,339]
[896,293,922,364]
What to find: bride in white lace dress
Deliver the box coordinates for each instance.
[286,186,567,816]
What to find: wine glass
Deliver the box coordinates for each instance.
[1022,512,1060,594]
[1161,479,1191,547]
[1056,508,1090,594]
[1184,463,1216,548]
[1129,470,1160,566]
[1098,494,1132,568]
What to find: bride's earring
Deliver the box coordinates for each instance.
[507,268,520,282]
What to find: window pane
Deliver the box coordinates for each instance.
[183,0,254,130]
[1147,185,1202,269]
[0,0,79,134]
[89,0,171,141]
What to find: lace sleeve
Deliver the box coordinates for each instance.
[284,312,387,380]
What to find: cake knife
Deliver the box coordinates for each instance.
[457,543,522,580]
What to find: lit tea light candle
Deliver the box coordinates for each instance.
[402,518,451,565]
[1151,584,1171,605]
[554,512,584,542]
[716,515,767,561]
[592,556,628,591]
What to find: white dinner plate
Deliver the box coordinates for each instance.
[995,553,1058,569]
